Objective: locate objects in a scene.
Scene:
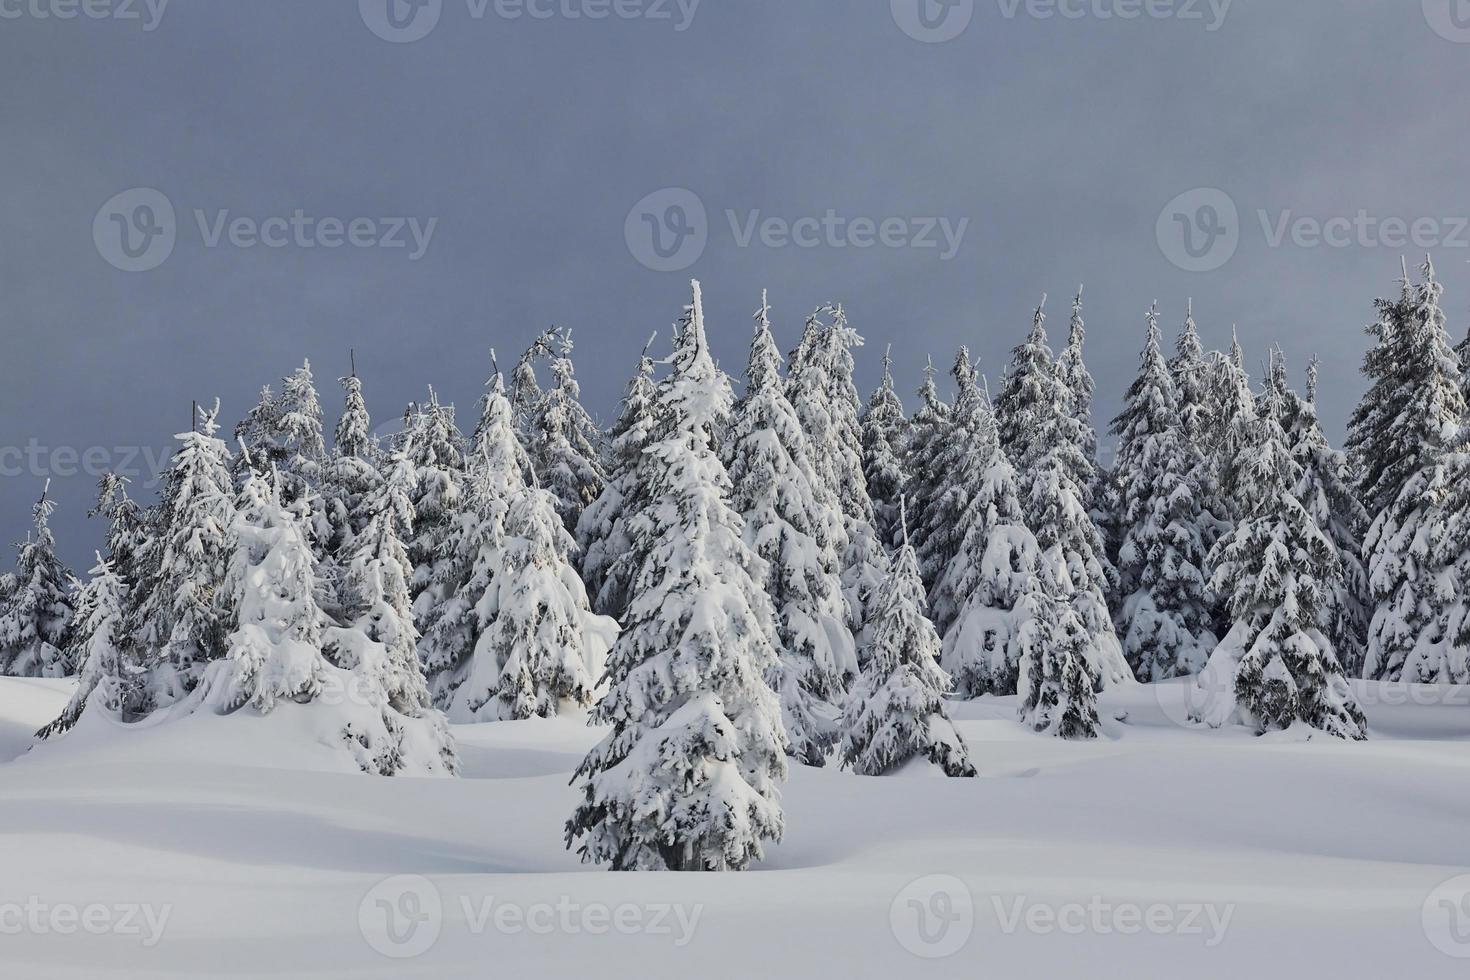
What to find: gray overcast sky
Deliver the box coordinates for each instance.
[2,0,1468,569]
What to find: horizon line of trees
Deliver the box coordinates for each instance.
[0,257,1467,870]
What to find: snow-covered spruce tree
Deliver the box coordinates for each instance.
[1347,261,1439,520]
[1274,356,1372,677]
[402,390,467,605]
[1109,304,1216,681]
[578,337,658,620]
[510,329,556,451]
[994,297,1130,689]
[728,293,854,765]
[1170,303,1233,566]
[903,356,951,575]
[0,483,75,678]
[1359,259,1470,683]
[567,280,786,873]
[861,345,909,548]
[527,330,606,535]
[935,370,1051,698]
[1193,361,1367,740]
[194,467,457,776]
[840,507,974,777]
[332,460,456,767]
[422,364,517,714]
[923,350,1019,634]
[320,369,383,561]
[37,554,142,738]
[468,485,616,721]
[785,305,882,650]
[232,385,283,483]
[136,402,237,703]
[1054,287,1102,509]
[1017,582,1101,739]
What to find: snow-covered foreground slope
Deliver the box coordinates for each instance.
[2,678,1469,979]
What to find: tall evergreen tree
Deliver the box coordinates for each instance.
[1276,356,1372,677]
[840,506,975,777]
[1359,259,1470,682]
[903,356,951,571]
[140,402,237,702]
[0,482,75,677]
[1193,359,1368,739]
[1109,304,1216,681]
[1017,582,1102,739]
[1054,287,1103,511]
[995,297,1131,689]
[321,367,382,561]
[528,330,607,535]
[567,280,786,873]
[37,554,139,738]
[728,293,853,765]
[578,337,658,620]
[861,345,909,548]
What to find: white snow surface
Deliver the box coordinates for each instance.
[2,675,1469,978]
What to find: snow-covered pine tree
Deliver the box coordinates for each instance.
[1054,287,1102,509]
[840,504,975,777]
[276,360,327,483]
[578,336,658,620]
[510,329,555,451]
[467,484,616,721]
[0,483,75,678]
[861,345,909,548]
[402,389,467,610]
[1193,355,1367,739]
[527,330,606,535]
[320,367,382,561]
[1359,258,1470,683]
[728,292,853,765]
[136,402,238,703]
[1169,300,1215,457]
[1017,576,1101,739]
[567,280,786,873]
[1274,356,1373,677]
[785,305,883,649]
[903,356,951,575]
[37,554,142,738]
[923,350,1018,634]
[195,466,457,776]
[232,385,283,483]
[1347,260,1436,520]
[1109,304,1216,681]
[995,296,1130,689]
